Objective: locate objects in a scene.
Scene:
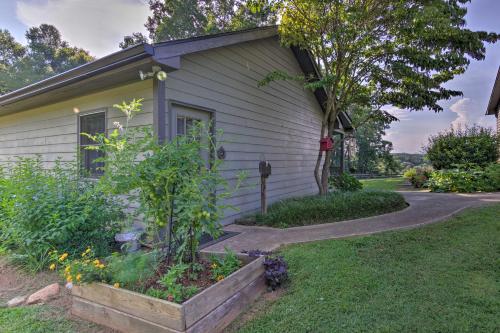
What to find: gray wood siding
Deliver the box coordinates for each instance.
[0,81,153,169]
[165,37,325,224]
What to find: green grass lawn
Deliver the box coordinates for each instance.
[239,190,407,228]
[0,306,77,333]
[233,204,500,333]
[360,177,407,191]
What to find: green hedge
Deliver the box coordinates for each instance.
[427,163,500,193]
[241,190,407,228]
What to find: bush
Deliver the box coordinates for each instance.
[0,158,124,271]
[427,163,500,193]
[329,173,363,191]
[87,100,244,264]
[425,125,498,170]
[403,166,433,188]
[246,190,407,228]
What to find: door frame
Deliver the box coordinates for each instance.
[167,99,216,141]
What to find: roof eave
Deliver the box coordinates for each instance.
[486,66,500,115]
[0,44,155,107]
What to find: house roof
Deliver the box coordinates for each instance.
[486,66,500,115]
[0,26,352,130]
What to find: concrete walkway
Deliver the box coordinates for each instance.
[203,191,500,253]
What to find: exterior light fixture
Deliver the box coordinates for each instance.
[139,66,167,81]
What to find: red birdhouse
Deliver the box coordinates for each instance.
[319,137,334,151]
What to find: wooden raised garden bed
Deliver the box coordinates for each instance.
[71,253,265,333]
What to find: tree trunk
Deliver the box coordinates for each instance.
[314,121,327,194]
[320,149,333,194]
[318,109,338,195]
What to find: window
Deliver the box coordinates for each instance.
[79,112,105,176]
[176,115,196,137]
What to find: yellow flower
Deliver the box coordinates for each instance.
[64,266,71,273]
[85,247,91,254]
[113,283,120,288]
[66,275,73,283]
[216,275,224,282]
[59,253,68,261]
[93,259,100,265]
[76,274,82,282]
[211,263,218,269]
[98,264,105,269]
[49,263,56,271]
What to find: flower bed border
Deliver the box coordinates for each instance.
[71,253,265,333]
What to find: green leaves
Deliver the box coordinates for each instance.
[0,157,124,272]
[92,99,244,263]
[0,24,93,95]
[425,125,499,170]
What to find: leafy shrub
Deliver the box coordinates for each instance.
[209,248,242,281]
[246,191,407,228]
[263,255,288,290]
[483,163,500,189]
[87,100,244,264]
[0,158,124,271]
[157,263,198,302]
[425,125,498,170]
[403,166,433,188]
[427,164,500,193]
[329,173,363,191]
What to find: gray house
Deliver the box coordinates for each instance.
[0,27,352,224]
[487,66,500,159]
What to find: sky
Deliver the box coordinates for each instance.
[0,0,499,153]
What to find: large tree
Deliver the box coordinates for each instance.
[254,0,499,194]
[119,32,149,49]
[0,24,93,94]
[145,0,277,41]
[348,107,399,175]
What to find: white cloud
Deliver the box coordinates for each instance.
[449,97,493,130]
[16,0,150,57]
[384,106,411,121]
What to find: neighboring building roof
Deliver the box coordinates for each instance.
[486,66,500,115]
[0,26,352,130]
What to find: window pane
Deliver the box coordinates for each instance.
[79,112,105,176]
[80,112,105,145]
[81,148,104,176]
[177,116,185,136]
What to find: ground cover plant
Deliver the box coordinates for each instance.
[359,177,406,191]
[329,173,363,191]
[233,204,500,333]
[0,158,124,272]
[239,190,407,228]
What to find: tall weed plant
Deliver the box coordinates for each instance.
[85,99,245,264]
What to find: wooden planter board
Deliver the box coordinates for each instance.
[71,254,265,333]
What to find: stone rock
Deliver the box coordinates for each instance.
[7,295,27,307]
[26,283,60,305]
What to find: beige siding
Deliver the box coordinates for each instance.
[166,37,324,224]
[0,81,153,169]
[0,38,328,226]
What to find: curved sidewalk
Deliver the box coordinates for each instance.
[203,191,500,253]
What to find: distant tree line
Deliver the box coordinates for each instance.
[0,24,93,94]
